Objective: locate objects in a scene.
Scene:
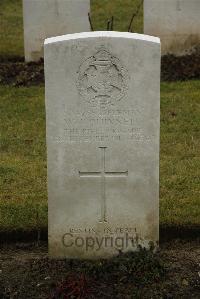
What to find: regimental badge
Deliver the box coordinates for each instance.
[77,47,128,108]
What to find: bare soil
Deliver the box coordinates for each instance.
[0,239,199,299]
[0,50,200,86]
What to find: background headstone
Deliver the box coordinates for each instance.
[144,0,200,55]
[45,31,160,259]
[23,0,90,62]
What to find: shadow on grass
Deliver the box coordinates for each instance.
[0,55,24,63]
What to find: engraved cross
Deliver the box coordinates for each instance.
[79,147,128,223]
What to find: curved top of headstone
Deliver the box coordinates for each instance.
[44,31,160,46]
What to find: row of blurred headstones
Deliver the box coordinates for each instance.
[23,0,200,62]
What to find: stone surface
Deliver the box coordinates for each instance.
[23,0,90,62]
[45,31,160,259]
[144,0,200,55]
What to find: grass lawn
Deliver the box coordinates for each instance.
[0,86,47,231]
[0,0,143,60]
[0,81,200,232]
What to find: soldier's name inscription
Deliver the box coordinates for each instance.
[50,108,153,144]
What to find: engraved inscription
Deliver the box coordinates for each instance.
[53,107,153,144]
[69,227,137,234]
[79,147,128,223]
[77,47,128,108]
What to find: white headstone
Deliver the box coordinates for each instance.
[144,0,200,55]
[45,31,160,259]
[23,0,90,62]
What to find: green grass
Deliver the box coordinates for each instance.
[160,81,200,226]
[0,81,200,231]
[0,86,47,230]
[91,0,143,32]
[0,0,24,59]
[0,0,143,59]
